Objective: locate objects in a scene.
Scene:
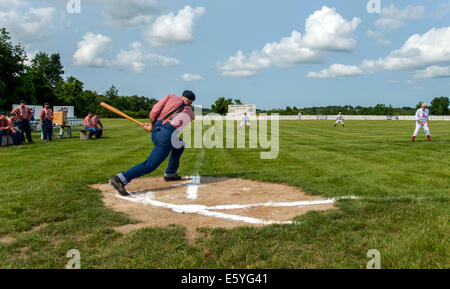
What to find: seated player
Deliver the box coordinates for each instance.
[91,113,103,138]
[0,112,14,146]
[83,112,98,139]
[7,113,19,145]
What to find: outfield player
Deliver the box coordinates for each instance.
[109,90,196,196]
[412,103,431,142]
[334,112,344,127]
[240,112,250,128]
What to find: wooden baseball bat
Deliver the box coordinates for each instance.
[100,102,144,126]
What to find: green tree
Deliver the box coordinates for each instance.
[211,97,234,115]
[430,96,449,115]
[54,76,85,115]
[0,27,27,110]
[31,52,64,88]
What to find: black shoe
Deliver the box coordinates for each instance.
[164,174,182,182]
[109,176,129,196]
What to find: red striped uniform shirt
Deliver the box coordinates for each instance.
[150,94,194,129]
[11,106,32,121]
[40,108,53,121]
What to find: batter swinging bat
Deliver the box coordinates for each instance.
[100,102,144,126]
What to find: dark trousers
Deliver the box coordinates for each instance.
[42,119,53,141]
[84,126,98,138]
[96,128,103,138]
[121,120,185,184]
[19,119,32,142]
[0,129,18,145]
[11,131,18,145]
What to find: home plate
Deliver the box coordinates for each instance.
[92,176,336,239]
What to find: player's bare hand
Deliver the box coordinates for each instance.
[141,123,153,132]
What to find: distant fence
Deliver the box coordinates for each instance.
[195,115,450,121]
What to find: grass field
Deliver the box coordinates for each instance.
[0,119,448,268]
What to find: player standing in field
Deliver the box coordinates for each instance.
[412,103,431,142]
[334,112,344,127]
[240,112,250,128]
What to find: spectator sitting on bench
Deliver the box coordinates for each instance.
[0,112,18,146]
[84,112,98,139]
[7,113,20,145]
[92,113,103,138]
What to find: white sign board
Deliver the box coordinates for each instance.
[227,104,257,116]
[53,106,75,118]
[12,104,43,121]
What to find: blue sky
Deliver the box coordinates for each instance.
[1,0,449,109]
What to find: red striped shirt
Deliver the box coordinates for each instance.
[150,94,194,129]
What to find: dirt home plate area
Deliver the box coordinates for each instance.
[93,176,336,239]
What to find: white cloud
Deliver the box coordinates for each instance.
[0,0,55,44]
[367,30,392,46]
[434,2,450,19]
[103,0,160,27]
[217,6,360,77]
[413,66,450,79]
[362,27,450,72]
[302,6,361,51]
[73,33,113,67]
[368,5,425,46]
[73,33,180,73]
[144,5,205,48]
[114,42,180,73]
[375,5,425,32]
[306,64,363,79]
[181,74,204,81]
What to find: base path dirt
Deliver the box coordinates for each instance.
[92,176,335,239]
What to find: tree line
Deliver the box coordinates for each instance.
[260,98,449,116]
[209,97,449,116]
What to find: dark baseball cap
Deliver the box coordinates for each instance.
[19,100,26,104]
[182,90,196,101]
[10,113,16,117]
[0,112,7,116]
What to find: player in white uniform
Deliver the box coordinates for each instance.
[334,112,344,127]
[240,112,250,128]
[412,103,431,142]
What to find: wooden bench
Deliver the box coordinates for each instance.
[80,130,88,140]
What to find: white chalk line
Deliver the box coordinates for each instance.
[186,175,201,200]
[118,194,293,225]
[115,193,358,225]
